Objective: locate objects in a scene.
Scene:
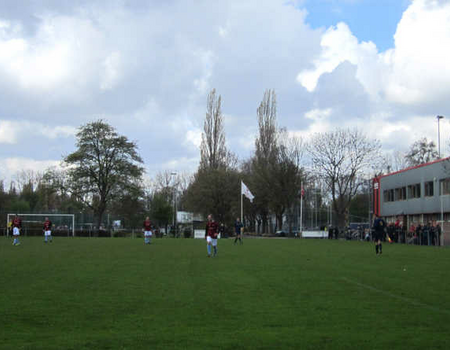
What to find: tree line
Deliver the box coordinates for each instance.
[0,88,442,234]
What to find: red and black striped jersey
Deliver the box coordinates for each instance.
[12,218,22,228]
[143,220,152,231]
[43,220,52,231]
[205,221,219,238]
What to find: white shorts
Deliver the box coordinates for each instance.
[13,227,20,236]
[206,236,217,246]
[44,230,52,236]
[144,231,153,237]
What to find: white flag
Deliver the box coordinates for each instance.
[241,181,254,202]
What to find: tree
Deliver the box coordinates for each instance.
[271,130,304,232]
[149,191,173,231]
[251,89,278,233]
[184,89,239,225]
[199,88,229,170]
[377,150,408,175]
[307,128,381,229]
[50,120,144,230]
[405,137,439,166]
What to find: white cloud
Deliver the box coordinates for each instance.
[382,0,450,105]
[0,157,60,177]
[298,0,450,108]
[100,51,122,91]
[1,0,450,179]
[297,22,378,93]
[0,120,18,144]
[185,129,202,149]
[0,120,76,144]
[193,49,215,95]
[305,108,332,121]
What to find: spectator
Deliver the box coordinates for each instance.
[415,224,422,245]
[436,223,442,246]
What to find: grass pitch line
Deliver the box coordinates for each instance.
[341,277,450,316]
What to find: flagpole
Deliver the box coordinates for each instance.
[241,181,244,240]
[241,190,243,224]
[300,182,303,237]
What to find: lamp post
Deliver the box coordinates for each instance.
[437,115,444,158]
[171,172,177,235]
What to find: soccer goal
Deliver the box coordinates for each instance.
[6,213,75,237]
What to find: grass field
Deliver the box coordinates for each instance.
[1,236,450,350]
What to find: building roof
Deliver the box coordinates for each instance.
[378,157,450,179]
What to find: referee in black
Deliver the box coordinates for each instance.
[372,213,386,255]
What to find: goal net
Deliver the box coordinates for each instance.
[6,213,75,237]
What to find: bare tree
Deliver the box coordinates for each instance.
[271,129,304,232]
[185,88,239,224]
[200,89,231,170]
[255,90,278,162]
[307,128,381,229]
[251,89,278,233]
[376,150,408,175]
[14,170,43,193]
[405,137,439,166]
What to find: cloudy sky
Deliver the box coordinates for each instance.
[1,0,450,182]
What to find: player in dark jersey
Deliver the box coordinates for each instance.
[43,217,53,243]
[12,215,22,246]
[372,214,386,255]
[143,217,153,244]
[205,214,219,257]
[234,218,243,245]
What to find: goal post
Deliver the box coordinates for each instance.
[6,213,75,237]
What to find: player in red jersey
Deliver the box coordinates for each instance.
[43,217,53,243]
[12,215,22,246]
[205,214,219,257]
[143,217,153,244]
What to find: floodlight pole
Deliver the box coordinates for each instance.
[441,181,444,246]
[300,182,303,236]
[171,172,177,235]
[437,115,444,158]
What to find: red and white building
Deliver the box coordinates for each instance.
[373,157,450,246]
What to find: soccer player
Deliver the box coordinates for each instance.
[372,214,386,255]
[12,215,22,246]
[143,217,153,244]
[43,217,53,243]
[234,217,243,245]
[205,214,219,257]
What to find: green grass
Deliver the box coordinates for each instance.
[1,237,450,350]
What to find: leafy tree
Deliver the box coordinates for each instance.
[405,137,439,166]
[185,168,240,225]
[110,192,146,229]
[149,191,173,231]
[20,181,39,211]
[48,120,144,229]
[9,199,31,213]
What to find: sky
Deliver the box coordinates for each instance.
[1,0,450,184]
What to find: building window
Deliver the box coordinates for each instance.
[384,190,394,202]
[424,181,434,197]
[395,186,407,201]
[439,178,450,195]
[408,183,421,199]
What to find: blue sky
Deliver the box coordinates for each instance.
[303,0,410,51]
